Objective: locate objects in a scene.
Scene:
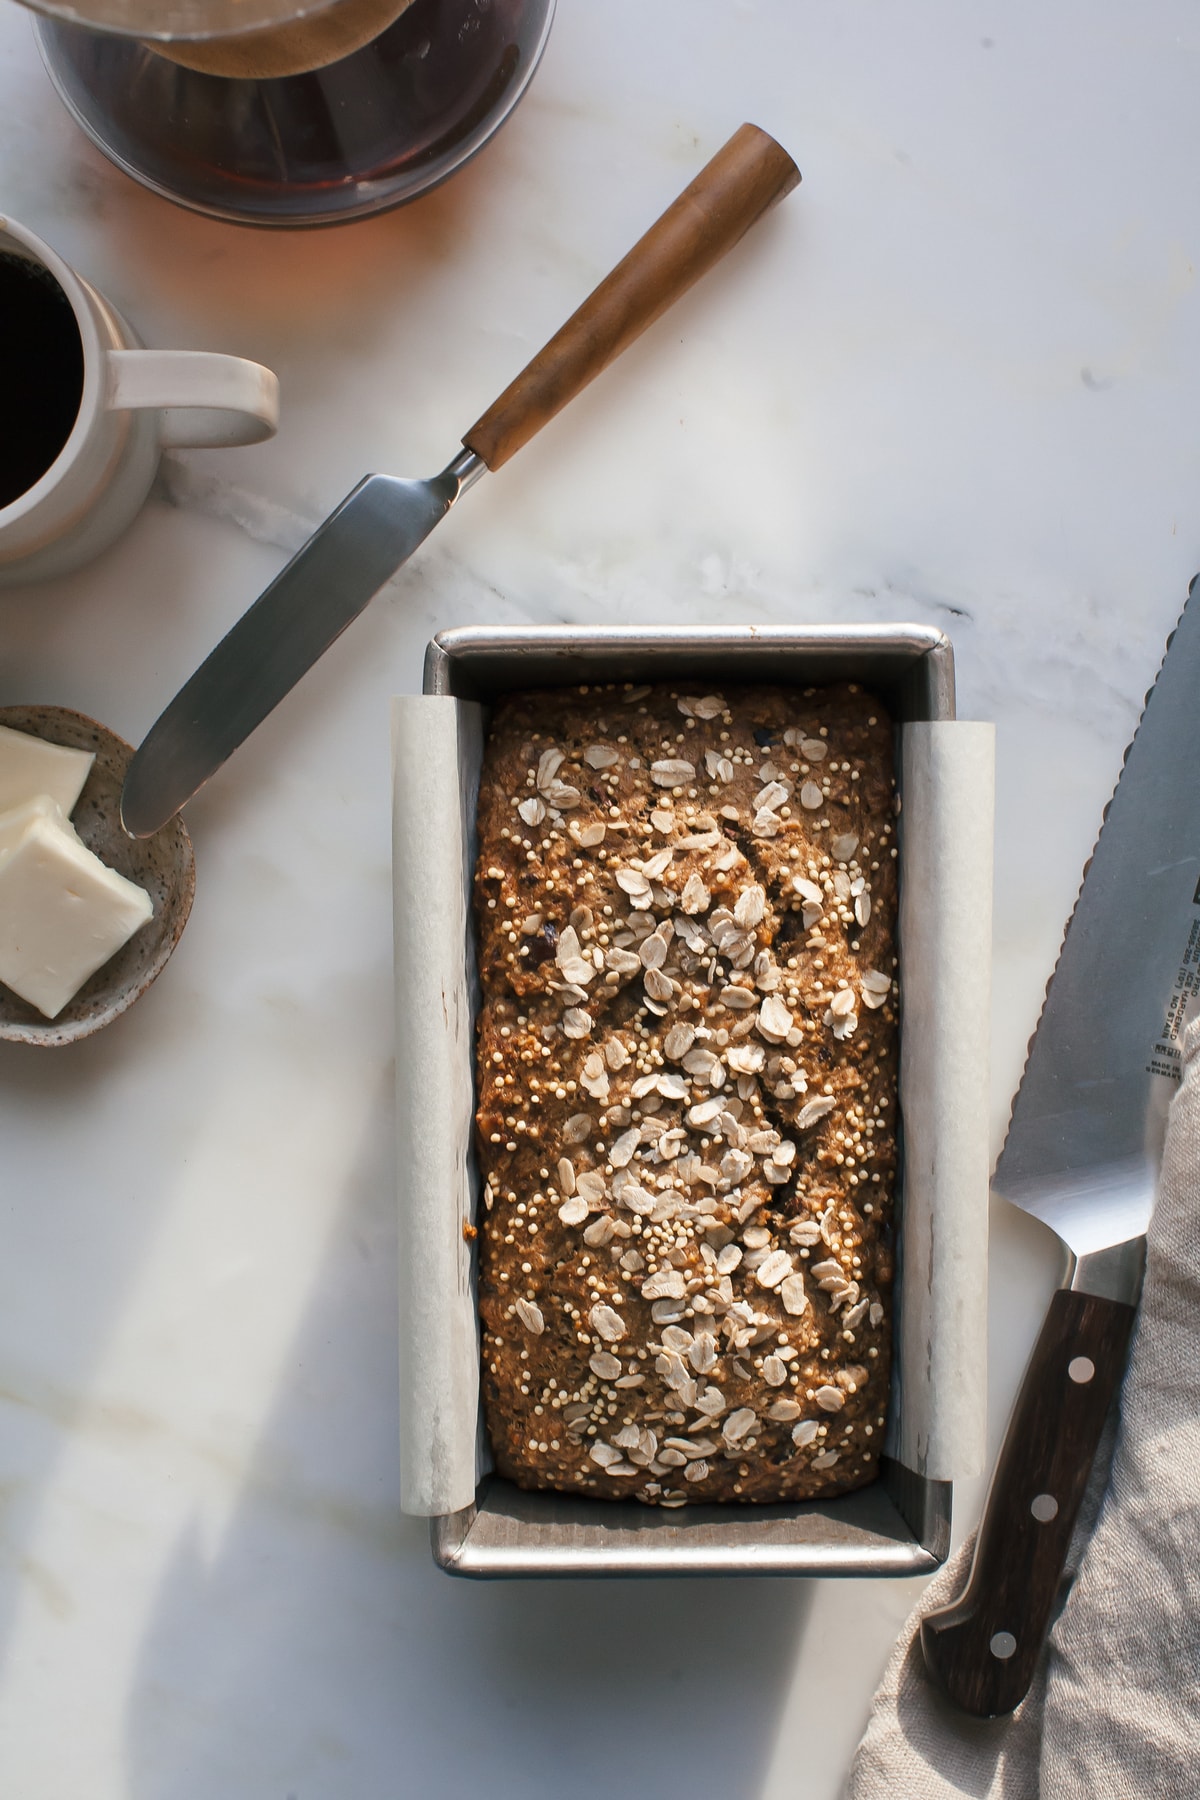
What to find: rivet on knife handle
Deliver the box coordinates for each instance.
[462,122,800,471]
[920,1285,1137,1717]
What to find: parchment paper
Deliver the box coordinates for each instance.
[393,703,994,1515]
[891,722,994,1482]
[392,696,485,1517]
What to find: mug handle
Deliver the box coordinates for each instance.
[107,349,279,450]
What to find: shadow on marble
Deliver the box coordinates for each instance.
[0,981,200,1663]
[96,135,495,344]
[118,1071,810,1800]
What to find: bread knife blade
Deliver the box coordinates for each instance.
[920,580,1200,1716]
[120,123,799,839]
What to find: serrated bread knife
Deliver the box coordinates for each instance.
[120,123,799,838]
[921,583,1200,1717]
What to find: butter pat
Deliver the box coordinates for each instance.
[0,724,94,816]
[0,792,70,854]
[0,799,154,1018]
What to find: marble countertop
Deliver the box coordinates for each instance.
[2,2,1198,1794]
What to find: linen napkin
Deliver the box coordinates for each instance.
[846,1013,1200,1798]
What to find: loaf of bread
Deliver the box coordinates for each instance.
[473,682,898,1507]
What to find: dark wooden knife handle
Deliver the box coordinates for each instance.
[462,122,800,471]
[921,1286,1136,1717]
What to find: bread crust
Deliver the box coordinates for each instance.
[473,682,897,1507]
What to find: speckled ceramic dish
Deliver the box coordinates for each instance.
[0,706,194,1046]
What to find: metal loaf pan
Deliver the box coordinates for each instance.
[422,623,955,1578]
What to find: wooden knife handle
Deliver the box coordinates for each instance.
[462,122,800,471]
[921,1286,1137,1718]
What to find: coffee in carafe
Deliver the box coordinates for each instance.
[25,0,556,226]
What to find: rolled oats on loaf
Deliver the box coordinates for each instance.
[473,682,898,1507]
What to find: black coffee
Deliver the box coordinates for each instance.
[0,252,85,509]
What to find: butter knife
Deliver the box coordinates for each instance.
[121,123,799,837]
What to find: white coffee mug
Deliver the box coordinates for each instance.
[0,216,279,585]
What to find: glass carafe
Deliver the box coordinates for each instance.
[18,0,556,227]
